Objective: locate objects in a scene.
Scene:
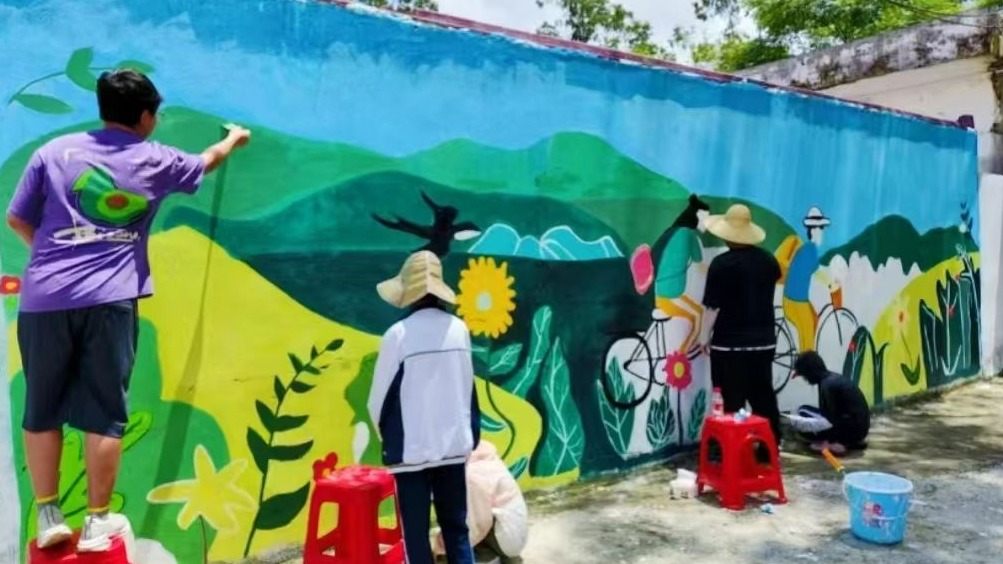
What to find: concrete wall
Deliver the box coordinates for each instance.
[0,0,983,561]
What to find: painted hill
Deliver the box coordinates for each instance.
[821,215,976,271]
[164,171,627,257]
[402,133,689,201]
[469,224,623,260]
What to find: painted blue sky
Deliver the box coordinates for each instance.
[0,0,979,250]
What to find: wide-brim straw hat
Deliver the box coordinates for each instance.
[377,250,456,308]
[704,203,766,246]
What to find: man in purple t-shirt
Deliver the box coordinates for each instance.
[6,70,250,551]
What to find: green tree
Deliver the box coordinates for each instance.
[690,0,1003,71]
[536,0,669,58]
[360,0,438,10]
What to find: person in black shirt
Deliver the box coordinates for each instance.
[699,204,783,446]
[786,351,870,455]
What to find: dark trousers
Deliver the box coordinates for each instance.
[710,348,782,445]
[394,463,473,564]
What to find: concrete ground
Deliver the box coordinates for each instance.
[269,378,1003,564]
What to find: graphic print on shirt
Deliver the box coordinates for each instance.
[53,166,153,245]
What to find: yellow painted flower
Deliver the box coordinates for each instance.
[888,294,911,336]
[146,445,256,533]
[457,257,517,338]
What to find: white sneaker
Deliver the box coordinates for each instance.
[36,504,73,548]
[77,513,133,553]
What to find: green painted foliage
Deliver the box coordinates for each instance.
[243,339,343,556]
[532,337,585,476]
[645,392,674,450]
[843,326,888,405]
[920,250,981,388]
[489,343,524,376]
[687,389,708,443]
[597,359,634,459]
[504,307,552,398]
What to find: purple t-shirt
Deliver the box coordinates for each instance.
[7,129,205,312]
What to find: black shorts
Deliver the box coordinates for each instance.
[18,300,138,438]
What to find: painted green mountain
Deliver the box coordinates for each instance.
[164,171,627,256]
[821,215,976,271]
[403,134,688,201]
[577,195,796,252]
[1,106,688,272]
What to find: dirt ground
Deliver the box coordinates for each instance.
[265,378,1003,564]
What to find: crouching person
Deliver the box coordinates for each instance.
[368,250,479,564]
[786,351,870,456]
[433,441,529,563]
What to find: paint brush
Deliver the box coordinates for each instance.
[821,447,846,477]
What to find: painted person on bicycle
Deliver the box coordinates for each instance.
[650,194,710,353]
[699,204,784,446]
[777,207,833,352]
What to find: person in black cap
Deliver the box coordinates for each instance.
[785,351,870,455]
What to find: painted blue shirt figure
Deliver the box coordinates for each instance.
[781,207,831,352]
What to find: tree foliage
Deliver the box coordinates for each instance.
[536,0,670,58]
[360,0,439,11]
[689,0,1003,72]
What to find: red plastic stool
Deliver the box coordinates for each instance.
[27,533,130,564]
[304,453,404,564]
[696,414,787,510]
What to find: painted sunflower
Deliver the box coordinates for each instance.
[457,257,517,338]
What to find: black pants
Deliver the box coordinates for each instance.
[394,464,473,564]
[710,348,782,445]
[19,300,138,438]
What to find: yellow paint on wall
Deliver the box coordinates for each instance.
[872,255,978,401]
[142,227,380,559]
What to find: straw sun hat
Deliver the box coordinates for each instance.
[704,203,766,246]
[376,250,457,308]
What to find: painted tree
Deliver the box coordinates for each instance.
[689,0,1003,71]
[536,0,669,58]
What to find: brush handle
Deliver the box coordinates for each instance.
[821,447,844,474]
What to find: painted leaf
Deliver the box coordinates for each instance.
[254,483,310,530]
[246,428,270,474]
[270,440,314,462]
[310,345,320,359]
[645,392,674,450]
[326,338,344,351]
[66,47,97,91]
[273,413,309,432]
[255,400,277,431]
[687,389,707,443]
[900,360,921,386]
[303,364,322,375]
[290,380,315,394]
[872,342,888,405]
[115,59,155,74]
[597,360,634,459]
[472,343,490,364]
[274,376,286,402]
[120,411,153,453]
[504,306,552,397]
[509,457,529,479]
[480,413,506,433]
[288,353,305,374]
[489,343,523,376]
[843,327,870,388]
[13,94,72,114]
[532,338,584,476]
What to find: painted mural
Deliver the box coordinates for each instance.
[0,0,981,561]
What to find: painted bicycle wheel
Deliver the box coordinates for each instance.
[601,331,656,409]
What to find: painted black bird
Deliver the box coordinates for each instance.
[371,191,481,257]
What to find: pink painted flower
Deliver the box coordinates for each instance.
[664,351,693,391]
[630,245,654,295]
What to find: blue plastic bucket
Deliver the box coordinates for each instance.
[843,471,914,545]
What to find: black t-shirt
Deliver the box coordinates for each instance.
[703,246,781,348]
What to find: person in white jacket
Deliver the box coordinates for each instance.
[369,250,480,564]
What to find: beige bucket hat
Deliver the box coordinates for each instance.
[704,203,766,246]
[377,250,456,308]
